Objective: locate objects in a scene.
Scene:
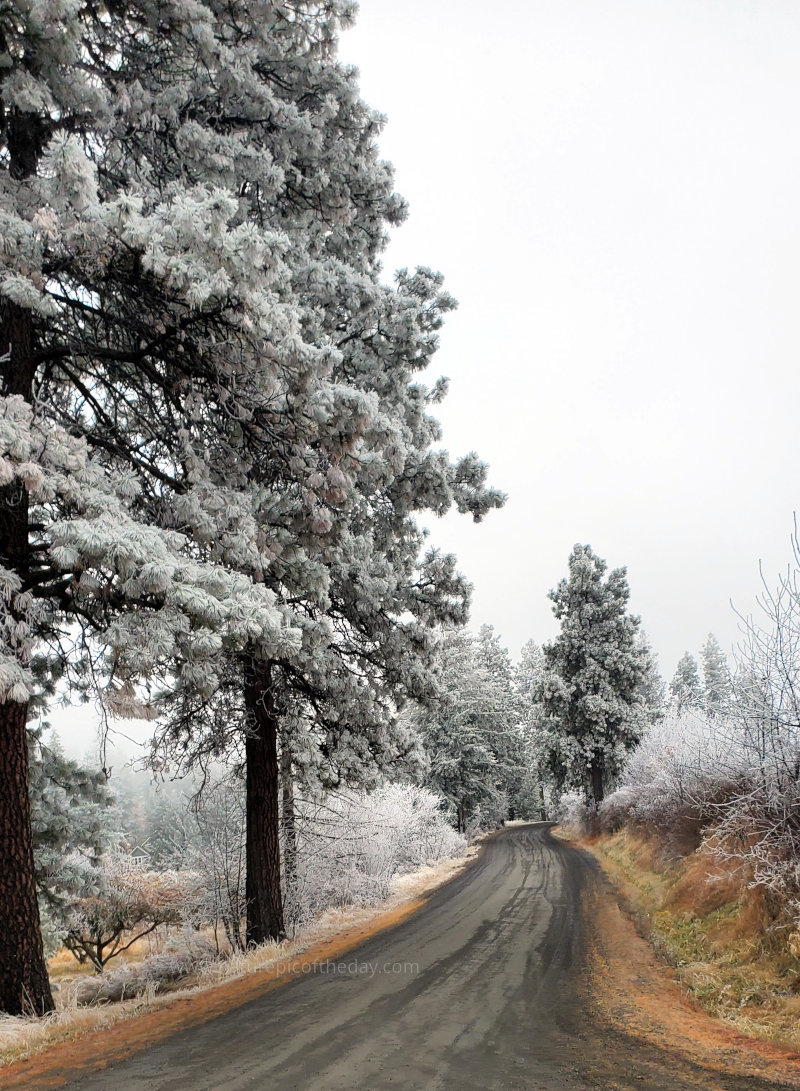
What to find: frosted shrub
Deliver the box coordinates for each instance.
[598,786,635,832]
[67,941,219,1006]
[557,791,593,834]
[604,711,750,849]
[597,532,800,928]
[285,784,465,932]
[62,860,201,972]
[696,534,800,924]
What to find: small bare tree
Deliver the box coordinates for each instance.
[63,862,192,972]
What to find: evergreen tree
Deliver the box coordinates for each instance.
[0,0,502,995]
[117,6,503,943]
[417,630,519,833]
[0,0,319,1009]
[29,731,116,953]
[514,640,550,819]
[701,633,732,718]
[538,545,649,808]
[637,632,666,722]
[669,652,704,713]
[474,625,527,819]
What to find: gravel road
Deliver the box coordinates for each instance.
[58,823,794,1090]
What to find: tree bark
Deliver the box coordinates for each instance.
[0,700,54,1014]
[280,739,297,914]
[244,660,285,945]
[0,298,54,1015]
[589,761,605,806]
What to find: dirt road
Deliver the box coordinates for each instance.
[49,824,800,1089]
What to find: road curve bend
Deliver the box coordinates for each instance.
[54,823,796,1090]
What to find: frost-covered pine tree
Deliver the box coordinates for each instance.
[474,625,528,818]
[636,632,666,722]
[538,545,649,808]
[514,639,551,819]
[0,0,349,1008]
[669,652,704,713]
[1,0,502,989]
[701,633,732,718]
[0,0,125,1014]
[416,629,520,833]
[80,1,502,943]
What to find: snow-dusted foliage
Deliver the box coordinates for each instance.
[669,652,704,714]
[512,639,555,819]
[144,775,248,953]
[143,776,463,940]
[286,783,465,931]
[600,711,748,845]
[556,791,595,833]
[0,0,502,994]
[413,627,527,833]
[537,545,653,807]
[28,731,116,954]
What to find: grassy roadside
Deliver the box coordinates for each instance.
[571,826,800,1050]
[0,848,479,1077]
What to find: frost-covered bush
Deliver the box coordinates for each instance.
[596,533,800,928]
[601,711,750,850]
[62,860,201,972]
[598,786,635,833]
[557,791,594,833]
[285,784,466,932]
[67,940,218,1006]
[144,777,464,943]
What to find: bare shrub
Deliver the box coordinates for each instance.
[702,532,800,927]
[608,526,800,927]
[62,862,200,972]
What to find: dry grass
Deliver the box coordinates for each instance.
[0,846,478,1072]
[579,827,800,1049]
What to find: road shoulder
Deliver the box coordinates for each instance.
[556,827,800,1089]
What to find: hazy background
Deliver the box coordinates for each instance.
[339,0,800,678]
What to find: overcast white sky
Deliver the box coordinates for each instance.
[338,0,800,679]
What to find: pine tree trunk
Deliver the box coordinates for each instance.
[280,741,297,908]
[0,298,54,1015]
[589,761,605,806]
[0,700,54,1015]
[244,660,285,945]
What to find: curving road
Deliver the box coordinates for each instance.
[58,824,793,1090]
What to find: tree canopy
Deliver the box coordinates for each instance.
[0,0,501,1011]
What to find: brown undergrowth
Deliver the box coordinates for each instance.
[572,826,800,1054]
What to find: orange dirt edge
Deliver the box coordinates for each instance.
[585,869,800,1088]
